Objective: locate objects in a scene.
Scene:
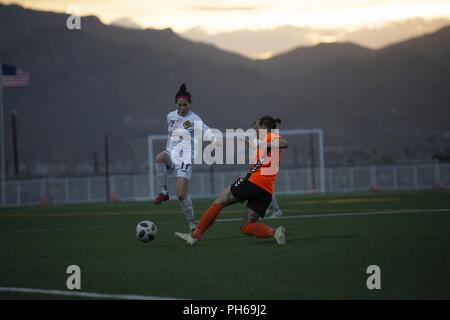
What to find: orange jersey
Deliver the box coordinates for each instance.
[247,132,282,194]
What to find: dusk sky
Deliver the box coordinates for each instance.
[2,0,450,33]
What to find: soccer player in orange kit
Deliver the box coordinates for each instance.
[175,115,288,246]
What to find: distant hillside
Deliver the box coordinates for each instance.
[276,27,450,146]
[181,18,450,58]
[256,42,374,80]
[0,4,449,175]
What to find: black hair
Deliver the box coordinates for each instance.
[258,115,282,130]
[175,83,191,103]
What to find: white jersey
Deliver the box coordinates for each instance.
[165,110,215,163]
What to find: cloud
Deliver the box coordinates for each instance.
[189,5,269,12]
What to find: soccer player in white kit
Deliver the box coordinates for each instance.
[152,83,216,231]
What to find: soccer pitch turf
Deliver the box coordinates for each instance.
[0,190,449,299]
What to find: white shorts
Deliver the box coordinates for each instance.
[164,151,192,180]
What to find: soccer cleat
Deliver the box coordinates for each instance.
[265,209,282,219]
[152,192,169,204]
[274,226,286,245]
[174,232,198,246]
[274,209,282,218]
[265,207,275,218]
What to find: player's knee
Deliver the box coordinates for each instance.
[213,187,232,206]
[177,193,186,202]
[213,195,230,207]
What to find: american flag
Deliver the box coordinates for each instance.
[1,64,30,87]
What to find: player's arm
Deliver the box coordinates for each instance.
[269,137,289,150]
[278,137,289,149]
[257,137,287,161]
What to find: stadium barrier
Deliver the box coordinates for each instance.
[0,162,448,207]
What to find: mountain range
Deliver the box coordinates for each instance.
[181,18,450,59]
[0,4,449,176]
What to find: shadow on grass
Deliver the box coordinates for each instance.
[287,234,358,244]
[203,235,245,242]
[170,234,358,247]
[245,234,358,246]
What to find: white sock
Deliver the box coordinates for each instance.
[155,163,168,194]
[271,195,281,213]
[180,197,195,223]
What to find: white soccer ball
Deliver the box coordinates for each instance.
[136,220,158,242]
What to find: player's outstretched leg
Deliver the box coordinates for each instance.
[240,209,286,244]
[240,223,286,245]
[175,186,238,245]
[153,152,170,204]
[175,202,222,246]
[176,177,197,231]
[181,197,197,231]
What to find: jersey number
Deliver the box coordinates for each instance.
[180,162,191,172]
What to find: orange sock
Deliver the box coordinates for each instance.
[192,203,222,239]
[240,223,275,238]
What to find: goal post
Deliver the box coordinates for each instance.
[279,129,325,194]
[148,129,325,198]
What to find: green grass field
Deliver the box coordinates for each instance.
[1,190,450,299]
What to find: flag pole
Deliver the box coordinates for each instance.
[0,63,6,207]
